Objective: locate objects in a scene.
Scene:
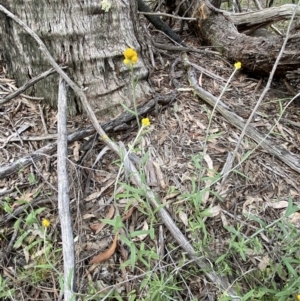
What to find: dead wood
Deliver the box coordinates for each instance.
[172,0,300,75]
[228,4,300,29]
[0,68,61,105]
[184,57,300,174]
[57,78,76,300]
[0,94,175,179]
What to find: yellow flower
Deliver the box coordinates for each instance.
[234,62,242,70]
[141,117,150,127]
[297,294,300,301]
[123,48,138,66]
[42,218,50,228]
[101,0,111,12]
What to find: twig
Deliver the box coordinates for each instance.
[223,4,300,28]
[0,196,56,225]
[120,144,240,299]
[225,1,300,182]
[153,42,219,55]
[57,78,76,300]
[0,95,174,179]
[184,57,300,174]
[0,67,58,105]
[39,104,49,135]
[138,11,196,20]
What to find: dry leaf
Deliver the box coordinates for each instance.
[90,205,115,234]
[208,205,222,217]
[90,223,101,232]
[269,201,288,209]
[84,179,115,202]
[132,221,149,241]
[152,161,167,189]
[289,212,300,227]
[220,212,228,227]
[258,255,270,271]
[83,213,95,219]
[14,191,34,208]
[242,197,263,214]
[122,207,135,221]
[89,232,118,264]
[203,154,214,203]
[120,244,128,261]
[198,73,203,86]
[162,192,180,204]
[178,211,188,226]
[73,141,80,161]
[144,160,158,187]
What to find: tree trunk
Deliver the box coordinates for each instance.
[0,0,151,118]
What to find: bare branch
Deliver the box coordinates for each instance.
[139,11,196,20]
[0,68,59,105]
[57,78,76,300]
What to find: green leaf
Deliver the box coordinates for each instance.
[130,229,152,238]
[216,253,227,264]
[3,202,12,214]
[26,211,38,225]
[120,102,137,116]
[285,198,299,217]
[13,231,30,249]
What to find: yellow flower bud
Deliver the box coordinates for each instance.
[123,48,138,66]
[42,218,50,228]
[142,117,150,127]
[234,62,242,70]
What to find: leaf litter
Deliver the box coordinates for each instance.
[1,17,300,301]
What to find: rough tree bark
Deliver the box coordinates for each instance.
[0,0,151,118]
[167,0,300,76]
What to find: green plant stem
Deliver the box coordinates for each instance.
[203,68,238,157]
[130,66,140,128]
[113,126,145,199]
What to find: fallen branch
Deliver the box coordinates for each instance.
[182,1,300,75]
[184,58,300,174]
[0,67,59,105]
[0,95,175,179]
[57,78,76,300]
[226,4,300,29]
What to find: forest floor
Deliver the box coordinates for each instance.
[1,5,300,301]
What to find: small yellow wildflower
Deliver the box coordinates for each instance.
[297,294,300,301]
[42,218,50,228]
[141,117,150,127]
[123,48,138,66]
[101,0,112,12]
[234,61,242,70]
[102,134,108,141]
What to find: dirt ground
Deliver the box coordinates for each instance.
[1,11,300,301]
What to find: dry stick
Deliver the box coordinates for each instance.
[185,65,300,174]
[0,67,58,105]
[0,5,239,298]
[57,78,76,300]
[119,145,240,299]
[227,4,300,27]
[225,1,300,182]
[139,11,196,20]
[0,95,171,179]
[1,197,56,225]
